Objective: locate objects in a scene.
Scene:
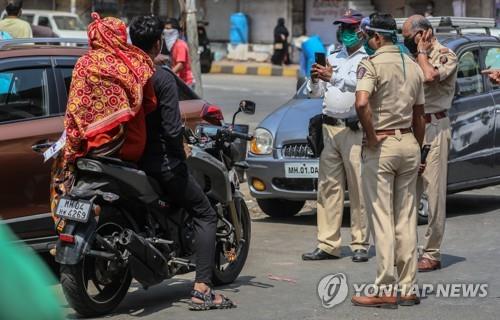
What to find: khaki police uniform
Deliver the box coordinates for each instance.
[307,46,370,256]
[356,45,425,294]
[417,40,457,262]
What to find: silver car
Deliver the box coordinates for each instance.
[246,84,320,218]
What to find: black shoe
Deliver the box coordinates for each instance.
[302,248,340,261]
[352,249,369,262]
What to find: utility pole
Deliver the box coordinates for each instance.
[181,0,203,97]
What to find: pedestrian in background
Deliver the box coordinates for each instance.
[302,9,370,263]
[271,17,289,65]
[164,18,195,88]
[352,13,426,308]
[0,0,32,39]
[403,15,458,273]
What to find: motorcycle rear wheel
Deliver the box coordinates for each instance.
[60,212,131,318]
[212,196,251,286]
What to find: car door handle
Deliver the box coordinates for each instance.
[31,140,56,153]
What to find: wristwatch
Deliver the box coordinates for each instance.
[417,50,428,56]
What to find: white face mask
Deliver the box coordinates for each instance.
[164,29,179,51]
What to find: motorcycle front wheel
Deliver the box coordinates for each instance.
[60,211,131,318]
[212,196,251,285]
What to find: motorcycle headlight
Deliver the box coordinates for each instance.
[250,128,273,155]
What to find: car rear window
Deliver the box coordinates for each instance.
[20,14,34,24]
[53,16,85,31]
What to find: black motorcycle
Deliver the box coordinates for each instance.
[51,101,255,317]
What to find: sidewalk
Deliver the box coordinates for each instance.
[210,60,299,77]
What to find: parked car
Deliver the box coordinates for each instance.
[1,9,87,38]
[247,33,500,224]
[0,39,220,254]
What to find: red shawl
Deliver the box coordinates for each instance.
[62,12,154,165]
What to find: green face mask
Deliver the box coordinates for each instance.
[340,29,361,48]
[363,40,376,56]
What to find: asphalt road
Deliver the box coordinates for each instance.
[201,74,297,132]
[59,75,500,320]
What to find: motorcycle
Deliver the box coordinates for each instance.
[49,100,255,317]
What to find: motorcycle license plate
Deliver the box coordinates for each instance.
[284,162,319,178]
[56,198,92,223]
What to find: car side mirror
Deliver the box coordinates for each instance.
[239,100,256,115]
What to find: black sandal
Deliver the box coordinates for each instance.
[189,289,236,311]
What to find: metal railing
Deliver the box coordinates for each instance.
[0,38,88,49]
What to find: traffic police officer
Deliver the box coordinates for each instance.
[402,15,458,272]
[302,9,371,263]
[351,13,426,307]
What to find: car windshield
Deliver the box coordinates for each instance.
[53,16,85,31]
[20,14,34,24]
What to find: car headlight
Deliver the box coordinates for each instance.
[250,128,273,155]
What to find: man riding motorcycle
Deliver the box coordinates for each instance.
[129,15,235,311]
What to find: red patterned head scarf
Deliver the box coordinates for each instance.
[63,13,154,163]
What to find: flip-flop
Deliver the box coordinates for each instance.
[189,289,236,311]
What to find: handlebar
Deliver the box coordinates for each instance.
[194,124,253,143]
[229,130,253,141]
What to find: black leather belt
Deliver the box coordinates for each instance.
[323,115,360,131]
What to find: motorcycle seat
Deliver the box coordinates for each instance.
[89,155,138,169]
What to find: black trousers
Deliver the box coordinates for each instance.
[144,160,217,285]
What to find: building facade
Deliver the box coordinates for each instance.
[1,0,496,43]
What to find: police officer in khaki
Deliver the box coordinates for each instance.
[351,13,426,308]
[302,9,370,263]
[402,15,458,272]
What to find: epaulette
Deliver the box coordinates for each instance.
[328,48,341,56]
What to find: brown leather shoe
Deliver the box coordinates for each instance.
[399,294,421,306]
[351,295,398,309]
[418,257,441,272]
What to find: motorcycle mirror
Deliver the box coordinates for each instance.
[239,100,256,115]
[201,104,224,125]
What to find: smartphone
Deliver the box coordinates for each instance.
[315,52,326,66]
[421,144,431,164]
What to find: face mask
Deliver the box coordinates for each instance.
[404,32,420,55]
[340,29,361,48]
[164,29,179,51]
[363,39,376,56]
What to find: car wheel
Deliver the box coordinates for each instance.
[418,194,429,225]
[257,199,305,218]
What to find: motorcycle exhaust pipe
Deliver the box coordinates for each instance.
[119,229,168,287]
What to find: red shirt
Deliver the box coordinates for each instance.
[171,39,194,85]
